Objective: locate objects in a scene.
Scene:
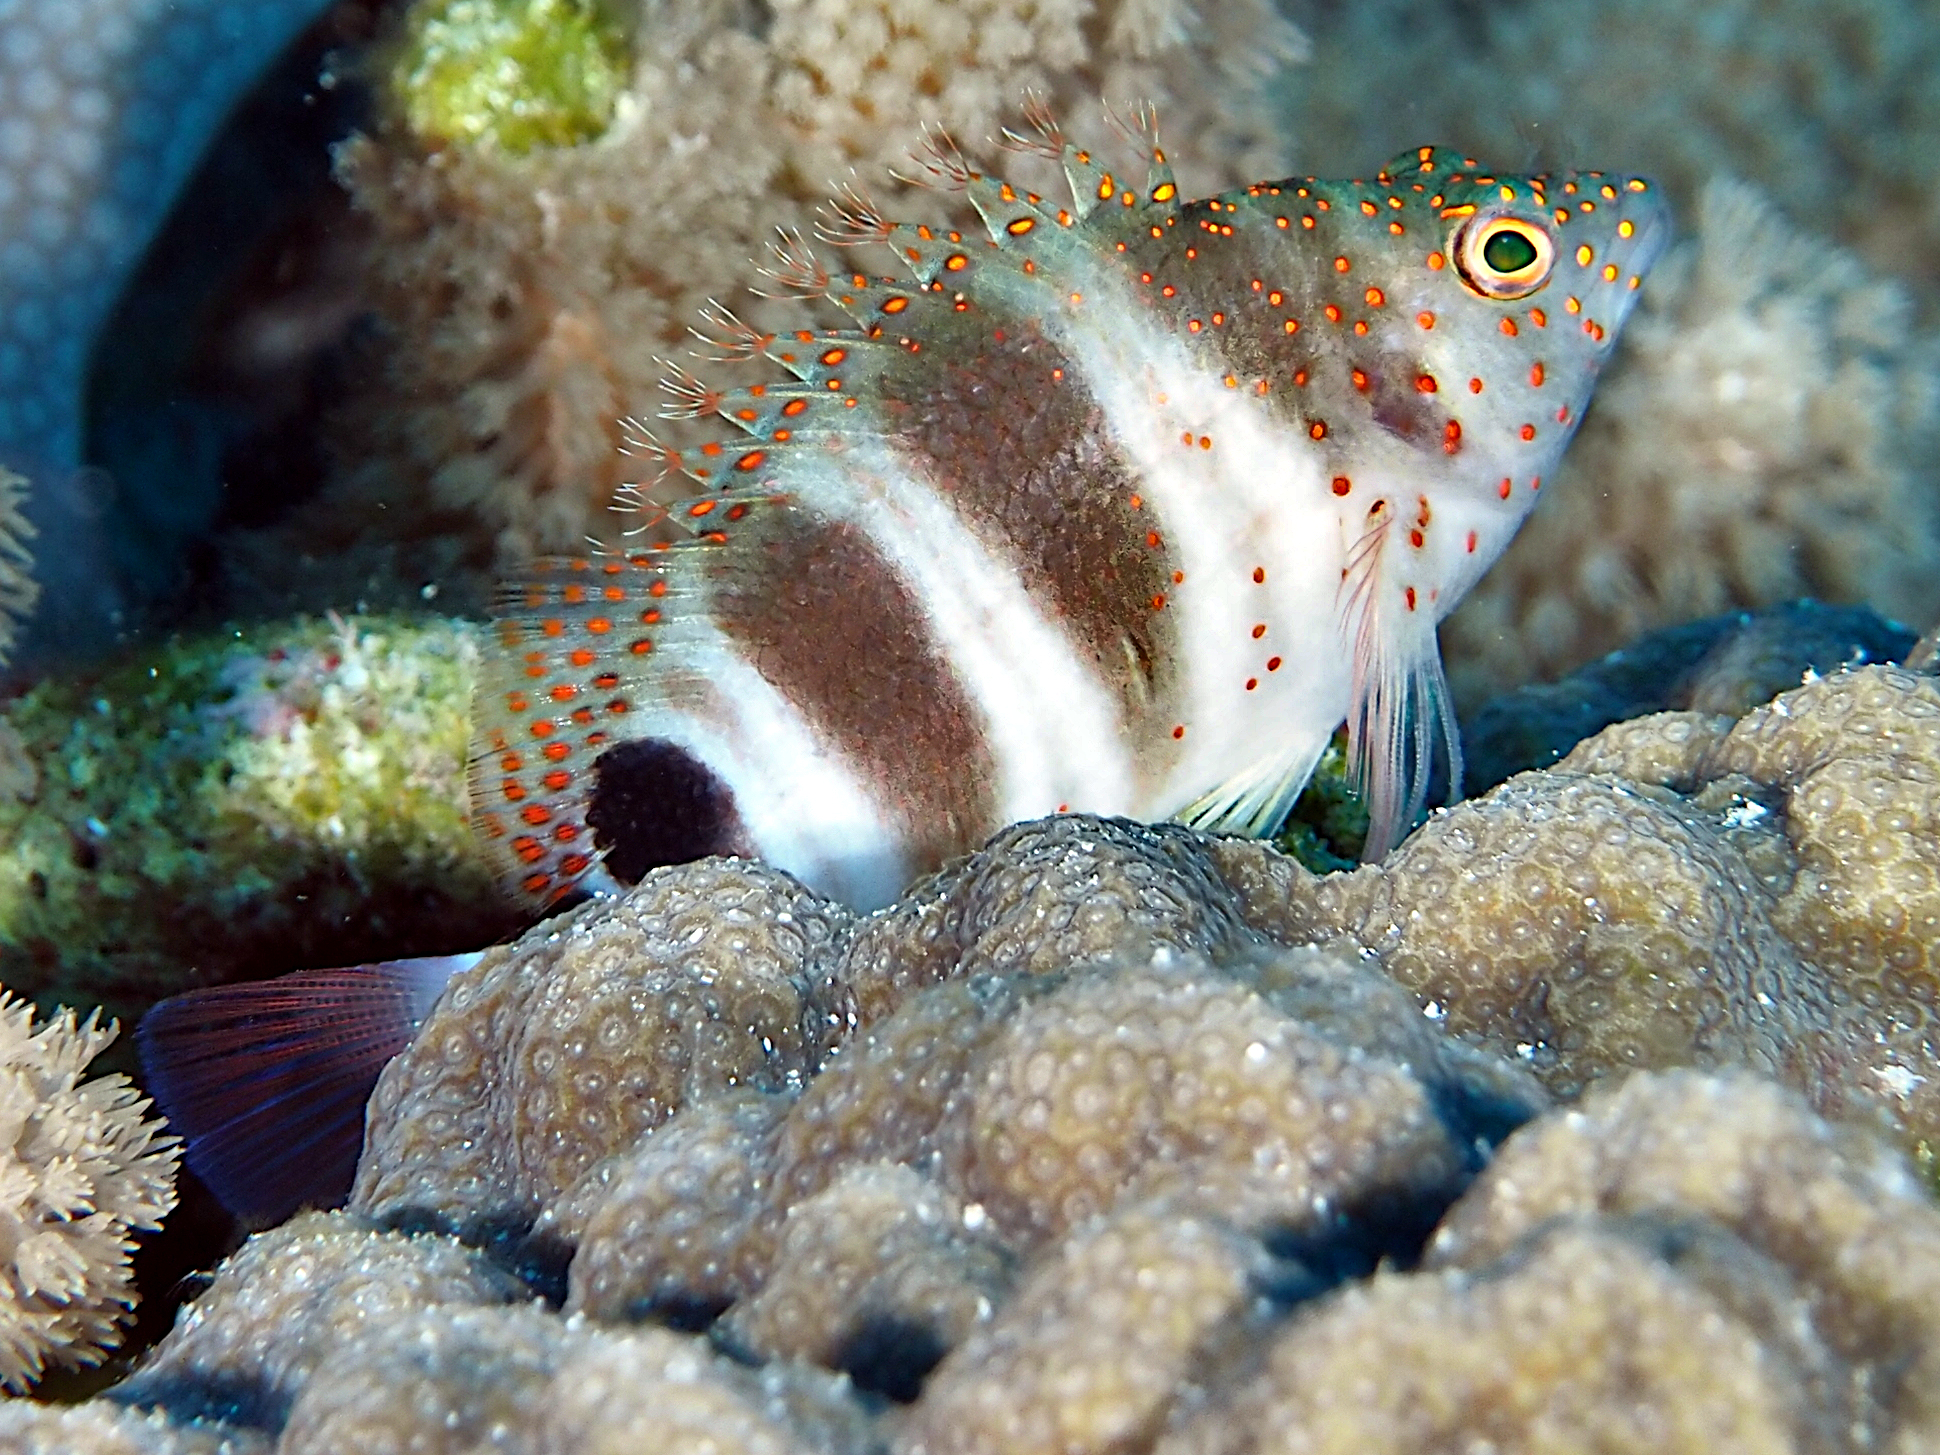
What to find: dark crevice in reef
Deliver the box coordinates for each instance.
[82,0,401,639]
[1259,1187,1454,1297]
[832,1315,953,1404]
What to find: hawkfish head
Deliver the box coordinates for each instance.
[1157,145,1669,856]
[1282,146,1671,591]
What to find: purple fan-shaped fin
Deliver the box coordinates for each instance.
[137,954,476,1225]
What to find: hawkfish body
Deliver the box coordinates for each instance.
[473,114,1670,912]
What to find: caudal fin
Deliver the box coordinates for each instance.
[137,955,476,1225]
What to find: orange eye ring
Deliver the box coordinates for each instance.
[1453,212,1556,299]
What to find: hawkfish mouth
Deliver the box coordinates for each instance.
[1587,175,1672,335]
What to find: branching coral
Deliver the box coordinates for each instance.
[226,0,1306,609]
[0,992,177,1393]
[1444,179,1940,700]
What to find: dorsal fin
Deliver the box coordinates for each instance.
[1109,100,1179,209]
[1002,93,1125,223]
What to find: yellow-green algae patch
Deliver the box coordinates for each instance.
[1274,729,1369,874]
[0,615,516,1031]
[391,0,630,154]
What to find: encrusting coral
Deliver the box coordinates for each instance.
[1264,665,1940,1157]
[25,680,1940,1447]
[219,0,1306,612]
[1161,1070,1940,1455]
[110,1211,526,1426]
[0,613,511,1027]
[46,1068,1940,1451]
[0,992,177,1394]
[0,1401,270,1455]
[349,817,1545,1262]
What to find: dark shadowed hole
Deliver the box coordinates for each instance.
[645,1292,736,1334]
[109,1367,292,1433]
[833,1314,951,1403]
[506,1227,576,1307]
[587,737,746,883]
[1259,1189,1450,1298]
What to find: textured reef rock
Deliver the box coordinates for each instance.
[1276,664,1940,1160]
[1166,1069,1940,1454]
[0,613,511,1026]
[347,818,1542,1262]
[31,1064,1940,1450]
[0,993,178,1393]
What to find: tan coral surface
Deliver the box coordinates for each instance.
[112,1212,525,1425]
[350,857,853,1233]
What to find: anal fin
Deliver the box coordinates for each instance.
[137,955,474,1225]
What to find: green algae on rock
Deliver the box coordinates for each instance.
[389,0,631,154]
[0,615,511,1028]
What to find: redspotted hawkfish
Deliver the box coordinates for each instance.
[140,105,1670,1223]
[472,107,1669,910]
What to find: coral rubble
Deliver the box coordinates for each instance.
[0,614,510,1027]
[0,993,178,1393]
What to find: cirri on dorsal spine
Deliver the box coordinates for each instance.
[470,107,1672,911]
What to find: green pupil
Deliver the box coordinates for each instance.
[1482,227,1540,273]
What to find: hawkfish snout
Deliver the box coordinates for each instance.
[1550,170,1672,348]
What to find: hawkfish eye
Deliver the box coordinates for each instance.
[1454,213,1555,299]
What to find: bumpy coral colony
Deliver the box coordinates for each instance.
[470,109,1668,912]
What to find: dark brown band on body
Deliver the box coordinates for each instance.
[708,510,1000,871]
[874,310,1181,747]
